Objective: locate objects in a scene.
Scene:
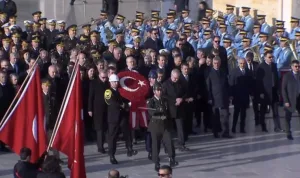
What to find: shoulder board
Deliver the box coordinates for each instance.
[104,89,112,100]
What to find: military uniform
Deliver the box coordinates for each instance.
[147,83,177,171]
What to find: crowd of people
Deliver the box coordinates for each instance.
[0,0,299,177]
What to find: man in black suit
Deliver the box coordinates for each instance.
[0,69,15,151]
[208,36,229,75]
[163,69,189,151]
[282,60,300,140]
[143,28,164,53]
[229,58,252,133]
[206,57,232,138]
[245,52,260,126]
[256,50,283,132]
[105,74,138,164]
[180,63,197,137]
[88,69,109,153]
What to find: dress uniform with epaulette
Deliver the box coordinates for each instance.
[45,19,58,50]
[147,82,178,172]
[274,37,293,73]
[181,9,192,23]
[104,74,138,165]
[238,37,251,58]
[235,30,247,52]
[111,14,126,35]
[198,29,212,49]
[258,32,270,58]
[219,23,232,46]
[89,30,106,53]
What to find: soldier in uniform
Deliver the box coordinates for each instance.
[241,7,254,36]
[104,74,138,165]
[0,12,7,26]
[290,17,300,40]
[57,20,67,34]
[22,20,33,41]
[103,40,117,61]
[257,15,271,35]
[45,19,58,51]
[147,82,178,171]
[64,24,78,52]
[52,40,69,70]
[224,4,236,36]
[32,11,42,23]
[89,30,106,53]
[251,24,261,46]
[29,37,41,59]
[10,32,21,51]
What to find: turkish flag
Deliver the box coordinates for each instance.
[51,65,86,178]
[0,66,47,163]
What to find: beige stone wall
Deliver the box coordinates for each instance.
[212,0,281,26]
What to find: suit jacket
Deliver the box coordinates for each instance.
[282,71,300,112]
[0,0,17,17]
[229,67,252,107]
[206,68,230,108]
[88,77,109,130]
[182,42,195,60]
[162,79,187,118]
[256,61,279,104]
[0,83,15,120]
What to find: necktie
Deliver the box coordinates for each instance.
[241,69,245,75]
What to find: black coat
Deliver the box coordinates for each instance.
[105,88,128,123]
[88,78,109,130]
[0,83,15,120]
[174,0,189,12]
[143,38,164,53]
[282,71,300,112]
[206,68,230,108]
[256,62,279,104]
[13,161,39,178]
[229,68,252,107]
[162,79,187,118]
[182,42,195,60]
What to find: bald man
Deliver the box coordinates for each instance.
[108,169,120,178]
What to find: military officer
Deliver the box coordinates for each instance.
[258,32,270,59]
[251,24,261,46]
[241,7,254,36]
[274,37,292,73]
[257,15,271,35]
[274,20,289,37]
[80,24,91,39]
[273,27,286,46]
[104,74,138,165]
[295,31,300,59]
[111,14,125,35]
[181,9,192,23]
[199,18,210,40]
[205,8,217,30]
[223,38,237,71]
[89,30,106,53]
[289,17,300,40]
[57,20,67,34]
[219,23,232,46]
[224,4,237,36]
[32,11,41,23]
[163,29,176,51]
[64,24,78,51]
[147,82,178,172]
[197,29,213,49]
[234,30,247,52]
[238,37,251,58]
[125,28,140,45]
[95,10,111,46]
[184,29,197,51]
[45,19,58,50]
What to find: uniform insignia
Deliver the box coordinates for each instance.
[104,89,112,100]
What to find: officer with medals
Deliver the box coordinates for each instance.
[223,38,236,71]
[104,74,138,165]
[64,24,78,51]
[147,82,178,172]
[95,10,111,46]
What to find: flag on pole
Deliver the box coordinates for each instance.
[51,64,86,178]
[0,66,47,162]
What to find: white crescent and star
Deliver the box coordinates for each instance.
[32,115,37,143]
[120,76,146,92]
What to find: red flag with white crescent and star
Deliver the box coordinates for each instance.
[51,64,86,178]
[0,66,47,163]
[117,71,150,129]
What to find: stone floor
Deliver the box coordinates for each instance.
[1,106,300,178]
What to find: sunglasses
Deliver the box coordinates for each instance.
[158,173,169,177]
[294,65,299,68]
[214,41,220,43]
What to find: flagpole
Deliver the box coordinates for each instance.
[47,60,80,151]
[0,57,40,127]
